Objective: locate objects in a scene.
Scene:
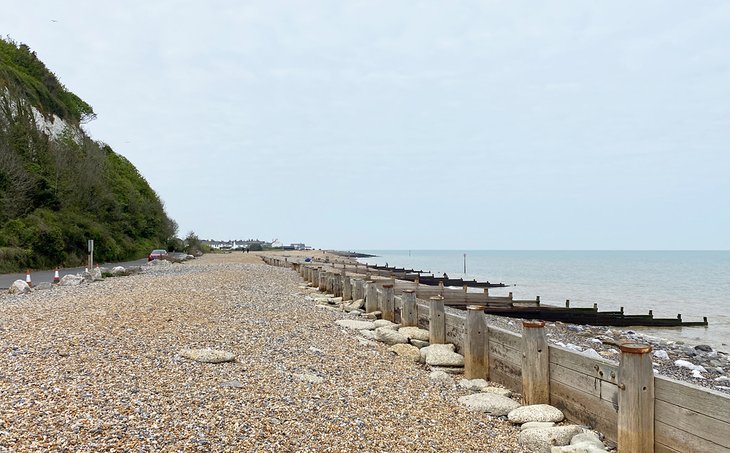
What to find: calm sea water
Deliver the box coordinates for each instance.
[356,250,730,351]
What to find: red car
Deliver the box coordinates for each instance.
[148,249,168,261]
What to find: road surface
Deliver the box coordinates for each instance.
[0,259,148,289]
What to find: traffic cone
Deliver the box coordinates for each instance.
[53,267,60,284]
[25,269,32,288]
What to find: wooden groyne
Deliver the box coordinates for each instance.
[264,255,729,453]
[287,257,707,328]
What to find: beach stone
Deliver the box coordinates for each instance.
[570,431,605,448]
[459,378,490,391]
[457,393,520,415]
[519,425,583,453]
[374,327,409,345]
[410,339,430,348]
[399,327,430,341]
[521,421,556,431]
[654,350,670,360]
[59,274,84,286]
[373,320,398,329]
[356,337,377,347]
[426,349,465,367]
[508,404,565,424]
[8,280,31,294]
[389,344,421,362]
[362,311,381,320]
[359,329,376,340]
[294,373,324,384]
[220,380,245,389]
[146,259,171,267]
[111,266,126,275]
[335,320,375,330]
[430,366,465,375]
[481,387,512,397]
[179,348,235,363]
[420,343,456,363]
[429,370,454,384]
[695,344,713,353]
[34,282,53,291]
[345,299,364,310]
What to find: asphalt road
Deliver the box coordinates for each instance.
[0,258,148,289]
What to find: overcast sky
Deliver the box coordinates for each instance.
[2,1,729,250]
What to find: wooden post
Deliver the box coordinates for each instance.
[318,270,327,292]
[382,284,395,322]
[365,281,377,313]
[521,320,550,404]
[342,273,352,301]
[483,287,489,296]
[618,343,654,453]
[402,290,417,327]
[353,279,363,301]
[429,296,445,344]
[464,305,489,379]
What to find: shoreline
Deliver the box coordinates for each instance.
[267,250,730,395]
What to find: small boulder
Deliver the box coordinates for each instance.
[410,339,430,348]
[8,280,31,294]
[335,320,375,330]
[459,378,490,391]
[429,370,454,384]
[426,349,465,367]
[519,425,583,453]
[34,282,53,291]
[373,320,399,329]
[521,421,556,431]
[389,343,421,362]
[429,366,465,375]
[420,343,456,363]
[481,387,512,397]
[374,327,409,345]
[59,274,84,286]
[111,266,126,275]
[399,326,430,341]
[345,299,365,311]
[508,404,565,424]
[457,393,520,416]
[294,373,324,384]
[179,348,235,363]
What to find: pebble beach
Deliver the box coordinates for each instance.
[0,253,522,451]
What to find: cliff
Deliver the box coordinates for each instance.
[0,37,176,272]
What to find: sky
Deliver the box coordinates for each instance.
[2,1,729,250]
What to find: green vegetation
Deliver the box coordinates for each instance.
[0,37,177,272]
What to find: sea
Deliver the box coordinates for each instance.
[356,250,730,352]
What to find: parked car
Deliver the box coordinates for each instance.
[148,249,168,261]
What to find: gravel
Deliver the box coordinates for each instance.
[0,254,521,451]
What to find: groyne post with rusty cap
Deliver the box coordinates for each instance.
[365,281,378,314]
[521,320,550,404]
[429,296,446,344]
[402,290,417,327]
[464,305,489,380]
[342,271,352,301]
[381,284,395,322]
[618,343,654,453]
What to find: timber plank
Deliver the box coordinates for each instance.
[549,346,618,384]
[655,420,730,453]
[655,399,730,447]
[489,340,520,365]
[655,375,730,422]
[550,362,618,406]
[550,380,618,442]
[489,327,521,350]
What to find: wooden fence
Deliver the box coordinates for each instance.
[264,257,730,452]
